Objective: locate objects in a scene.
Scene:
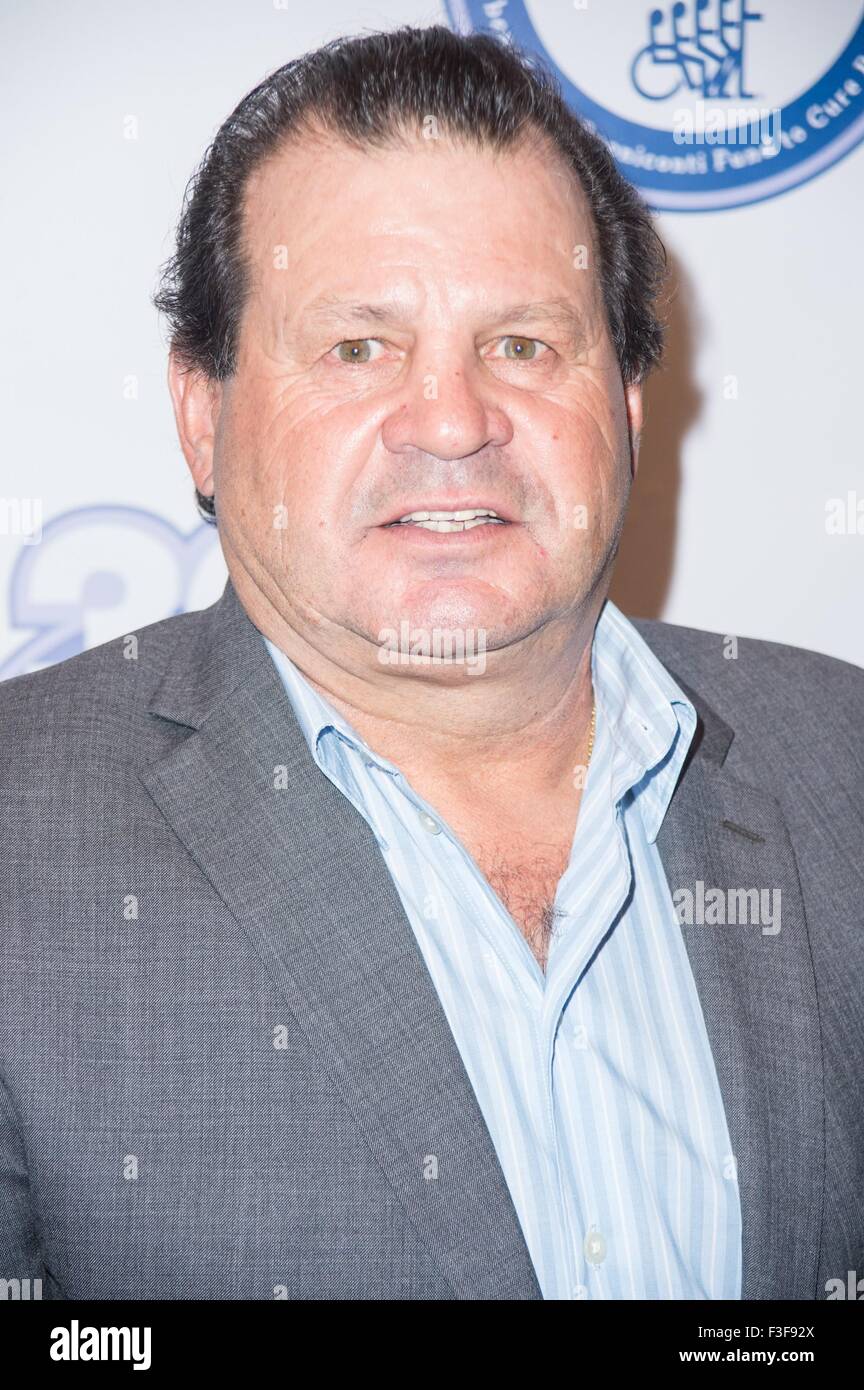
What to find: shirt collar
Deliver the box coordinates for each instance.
[263,635,371,764]
[592,597,697,841]
[263,597,697,844]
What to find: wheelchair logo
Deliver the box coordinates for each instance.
[632,0,762,102]
[446,0,864,210]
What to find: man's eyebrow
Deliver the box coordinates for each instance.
[484,299,586,336]
[300,295,586,337]
[302,297,406,326]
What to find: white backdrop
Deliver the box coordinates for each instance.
[1,0,862,676]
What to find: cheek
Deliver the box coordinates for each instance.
[223,392,331,521]
[552,420,626,523]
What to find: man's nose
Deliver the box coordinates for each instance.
[380,354,513,462]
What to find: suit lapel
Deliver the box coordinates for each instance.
[654,669,823,1299]
[140,579,542,1301]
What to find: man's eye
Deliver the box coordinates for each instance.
[492,336,551,363]
[333,339,384,364]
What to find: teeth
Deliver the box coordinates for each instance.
[395,507,504,527]
[407,518,496,531]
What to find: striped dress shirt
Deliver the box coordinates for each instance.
[263,597,742,1299]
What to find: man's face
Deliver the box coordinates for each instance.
[179,129,641,665]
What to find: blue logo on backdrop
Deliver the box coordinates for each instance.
[0,507,223,678]
[445,0,864,210]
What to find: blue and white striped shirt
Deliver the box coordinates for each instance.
[264,597,742,1299]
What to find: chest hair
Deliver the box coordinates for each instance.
[465,839,573,972]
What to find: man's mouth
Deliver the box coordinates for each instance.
[386,507,508,533]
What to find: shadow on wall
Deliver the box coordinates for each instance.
[609,248,703,619]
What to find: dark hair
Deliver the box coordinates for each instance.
[153,23,667,525]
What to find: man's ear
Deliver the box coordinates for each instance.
[624,379,644,483]
[167,352,223,503]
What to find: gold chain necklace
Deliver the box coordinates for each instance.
[586,696,597,766]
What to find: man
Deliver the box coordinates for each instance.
[1,25,861,1302]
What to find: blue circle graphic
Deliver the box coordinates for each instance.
[445,1,864,211]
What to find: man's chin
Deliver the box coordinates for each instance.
[365,590,506,643]
[359,599,546,675]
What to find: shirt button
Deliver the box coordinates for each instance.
[584,1227,606,1265]
[417,810,442,834]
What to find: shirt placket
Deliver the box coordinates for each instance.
[392,773,587,1298]
[541,751,642,1298]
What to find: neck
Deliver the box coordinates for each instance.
[227,557,604,805]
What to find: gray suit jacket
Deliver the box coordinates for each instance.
[1,577,862,1300]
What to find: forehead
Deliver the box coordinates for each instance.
[240,127,596,298]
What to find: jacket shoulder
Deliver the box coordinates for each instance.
[0,605,207,764]
[629,613,864,768]
[631,614,863,696]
